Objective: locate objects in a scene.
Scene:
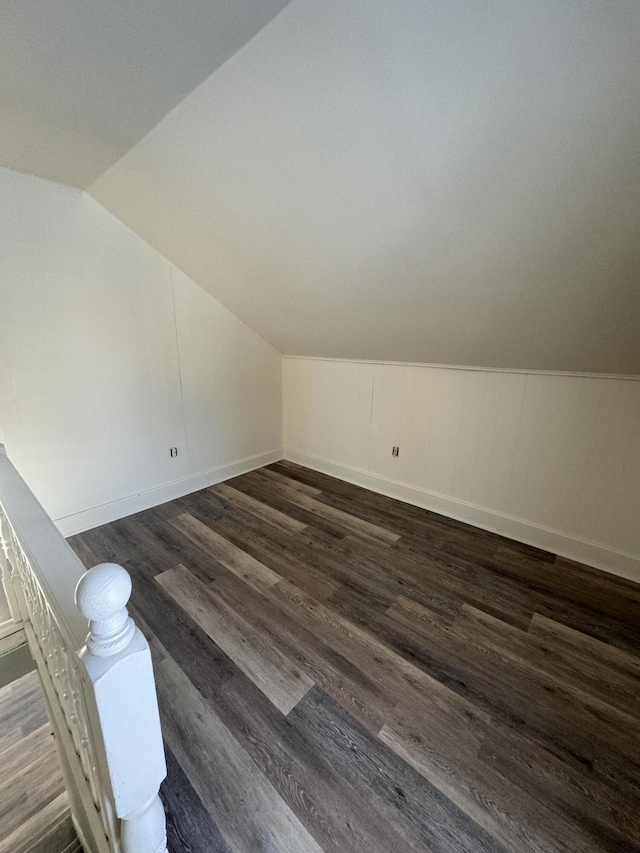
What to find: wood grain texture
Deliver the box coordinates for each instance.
[0,671,74,853]
[211,482,307,535]
[169,512,282,592]
[0,794,73,853]
[157,565,314,714]
[161,744,232,853]
[157,654,325,853]
[68,461,640,853]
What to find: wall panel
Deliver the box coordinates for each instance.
[284,358,372,472]
[283,357,640,579]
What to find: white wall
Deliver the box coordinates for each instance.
[0,168,281,535]
[283,357,640,581]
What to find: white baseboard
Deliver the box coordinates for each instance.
[55,449,284,537]
[284,449,640,584]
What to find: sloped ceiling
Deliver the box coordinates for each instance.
[0,0,293,187]
[6,0,640,373]
[89,0,640,374]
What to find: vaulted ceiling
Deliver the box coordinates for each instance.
[3,0,640,373]
[0,0,293,186]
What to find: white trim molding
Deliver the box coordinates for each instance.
[56,450,283,537]
[284,449,640,585]
[281,355,640,382]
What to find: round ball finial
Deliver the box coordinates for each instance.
[75,563,135,657]
[76,563,132,621]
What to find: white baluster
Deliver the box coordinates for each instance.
[76,563,168,853]
[0,509,27,623]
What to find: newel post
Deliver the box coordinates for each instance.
[75,564,168,853]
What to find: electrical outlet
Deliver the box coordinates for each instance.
[170,447,178,458]
[392,446,400,457]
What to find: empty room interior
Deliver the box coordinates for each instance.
[0,2,639,852]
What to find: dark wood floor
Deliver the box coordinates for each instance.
[68,461,640,853]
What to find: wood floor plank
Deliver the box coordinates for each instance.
[169,513,282,593]
[0,793,70,853]
[289,686,510,853]
[23,814,77,853]
[296,525,456,616]
[273,489,401,545]
[240,469,400,545]
[0,670,49,739]
[126,558,239,701]
[529,611,640,674]
[124,509,229,585]
[229,473,358,539]
[210,516,340,601]
[391,532,536,628]
[271,463,553,564]
[209,672,417,853]
[75,522,133,566]
[66,532,100,569]
[0,722,53,781]
[162,744,232,853]
[0,732,65,839]
[79,460,640,853]
[156,654,325,853]
[262,577,485,728]
[458,603,640,722]
[248,466,322,495]
[211,483,307,534]
[478,725,640,851]
[212,572,397,734]
[387,593,457,635]
[381,594,640,771]
[157,565,314,714]
[172,488,227,528]
[449,606,640,759]
[379,701,617,853]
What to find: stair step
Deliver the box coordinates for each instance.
[0,723,54,779]
[59,839,83,853]
[0,625,26,655]
[0,640,36,690]
[0,793,71,853]
[26,814,78,853]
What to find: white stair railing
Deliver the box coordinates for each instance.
[0,445,168,853]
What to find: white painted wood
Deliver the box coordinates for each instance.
[76,565,167,853]
[26,619,114,853]
[0,509,23,626]
[55,449,282,538]
[283,358,640,580]
[283,358,373,472]
[0,444,168,852]
[369,365,410,481]
[120,795,167,853]
[0,167,281,536]
[284,355,640,381]
[76,564,136,657]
